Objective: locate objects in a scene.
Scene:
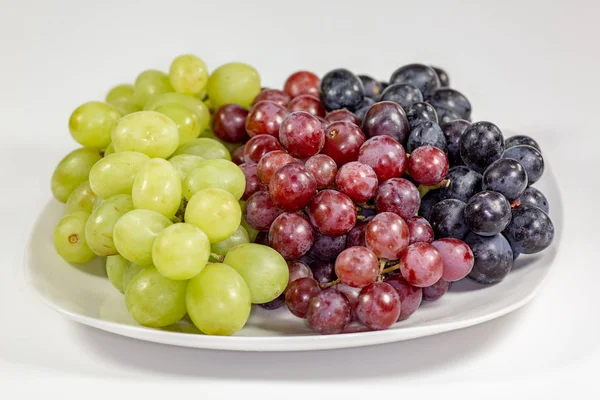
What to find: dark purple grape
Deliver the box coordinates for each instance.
[431,66,450,87]
[418,188,447,221]
[306,288,352,334]
[459,121,505,173]
[465,232,513,284]
[358,75,384,99]
[441,119,470,166]
[361,101,410,145]
[390,64,441,99]
[258,294,285,310]
[406,121,447,153]
[429,199,469,239]
[482,158,528,201]
[319,68,364,112]
[502,145,544,185]
[422,279,450,301]
[464,191,512,236]
[435,106,464,124]
[354,97,376,121]
[406,102,438,130]
[505,135,541,152]
[516,187,549,214]
[311,260,337,284]
[374,177,420,220]
[503,205,554,254]
[307,233,347,260]
[384,274,422,321]
[380,84,423,111]
[442,166,482,203]
[429,88,472,120]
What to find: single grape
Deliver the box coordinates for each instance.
[502,145,544,185]
[390,64,441,99]
[172,137,231,161]
[422,279,450,301]
[133,70,174,107]
[269,213,314,260]
[335,283,361,320]
[144,92,210,132]
[211,225,250,256]
[464,232,513,284]
[224,243,289,304]
[122,262,147,292]
[335,161,378,203]
[442,166,482,203]
[306,233,347,260]
[256,150,296,185]
[319,68,364,112]
[380,83,423,111]
[408,145,449,186]
[245,100,289,138]
[503,205,554,254]
[106,254,128,292]
[279,111,325,159]
[243,134,283,163]
[406,102,438,130]
[155,103,201,145]
[106,84,135,104]
[429,88,472,120]
[311,260,337,283]
[238,162,263,201]
[399,243,444,287]
[168,54,209,95]
[113,209,172,265]
[185,188,241,243]
[464,191,512,236]
[168,154,205,181]
[374,177,420,220]
[253,89,291,107]
[285,277,321,318]
[441,119,470,166]
[65,180,98,214]
[322,121,366,167]
[232,145,246,165]
[431,238,475,281]
[365,212,410,260]
[307,288,352,334]
[361,101,410,145]
[244,191,283,231]
[358,135,407,182]
[68,101,122,148]
[407,121,447,153]
[431,66,450,87]
[51,148,103,203]
[132,158,182,218]
[358,75,384,98]
[459,121,504,173]
[436,106,463,125]
[429,199,469,239]
[269,163,317,211]
[405,216,434,244]
[325,109,361,126]
[288,261,314,285]
[207,62,261,109]
[53,211,96,264]
[418,188,447,221]
[505,135,541,152]
[355,282,401,330]
[85,194,134,256]
[258,294,286,310]
[384,274,423,321]
[111,111,179,158]
[186,263,251,335]
[88,151,149,199]
[335,246,379,288]
[288,95,326,118]
[212,104,249,143]
[346,221,368,247]
[482,158,528,201]
[305,154,338,189]
[517,186,549,214]
[284,71,320,98]
[307,189,357,236]
[182,159,246,201]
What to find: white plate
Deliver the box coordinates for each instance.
[24,168,562,352]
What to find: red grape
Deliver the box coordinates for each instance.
[288,261,313,286]
[336,283,361,320]
[245,100,289,138]
[355,282,401,330]
[384,274,423,321]
[431,238,474,281]
[279,111,325,159]
[365,212,409,259]
[374,177,420,219]
[269,163,317,211]
[325,109,361,126]
[253,89,290,107]
[307,189,357,236]
[256,150,296,185]
[212,104,249,143]
[239,162,263,200]
[311,260,337,283]
[422,279,450,301]
[322,121,366,167]
[288,95,326,117]
[307,233,347,260]
[285,277,321,318]
[243,134,283,163]
[408,145,449,185]
[269,212,315,260]
[335,246,379,288]
[231,144,246,165]
[358,136,407,182]
[306,288,352,334]
[405,216,434,245]
[346,221,368,247]
[399,243,444,287]
[244,191,283,231]
[305,154,338,189]
[361,101,410,145]
[335,161,378,204]
[284,71,320,98]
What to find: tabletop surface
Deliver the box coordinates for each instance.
[1,0,598,398]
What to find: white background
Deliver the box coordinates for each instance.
[1,0,599,397]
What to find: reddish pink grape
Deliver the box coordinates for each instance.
[431,238,474,281]
[322,121,366,167]
[307,233,347,260]
[307,189,357,236]
[335,246,379,288]
[325,109,361,126]
[269,213,315,260]
[279,111,325,159]
[305,154,338,189]
[231,145,246,165]
[355,282,401,330]
[365,212,409,259]
[258,294,285,310]
[405,216,434,245]
[244,191,283,231]
[361,101,410,145]
[269,163,317,211]
[245,100,289,138]
[346,221,368,247]
[335,161,378,204]
[306,288,352,334]
[256,150,296,185]
[311,260,337,283]
[384,274,423,321]
[408,145,449,185]
[374,177,420,219]
[243,134,283,163]
[285,277,321,318]
[287,261,313,286]
[212,104,249,143]
[288,95,326,118]
[239,162,263,200]
[336,283,361,320]
[422,279,451,301]
[253,89,291,107]
[399,243,444,287]
[284,71,320,98]
[358,136,407,182]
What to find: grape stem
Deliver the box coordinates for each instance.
[319,279,340,289]
[381,262,401,275]
[358,204,376,210]
[210,252,225,262]
[356,215,366,221]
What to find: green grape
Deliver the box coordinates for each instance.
[66,180,98,214]
[156,103,201,144]
[167,154,205,181]
[92,195,103,211]
[143,92,210,133]
[132,158,182,218]
[106,84,135,103]
[199,128,243,153]
[106,254,129,292]
[103,143,115,156]
[51,147,103,203]
[238,200,259,242]
[125,267,187,328]
[184,188,241,243]
[211,225,250,256]
[182,159,245,201]
[186,263,251,336]
[110,101,142,116]
[152,223,210,280]
[122,262,147,291]
[69,101,122,148]
[85,194,134,256]
[53,211,96,264]
[224,243,289,304]
[113,209,172,266]
[111,111,179,159]
[168,54,209,95]
[207,62,261,110]
[88,151,150,199]
[172,138,231,161]
[133,70,174,107]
